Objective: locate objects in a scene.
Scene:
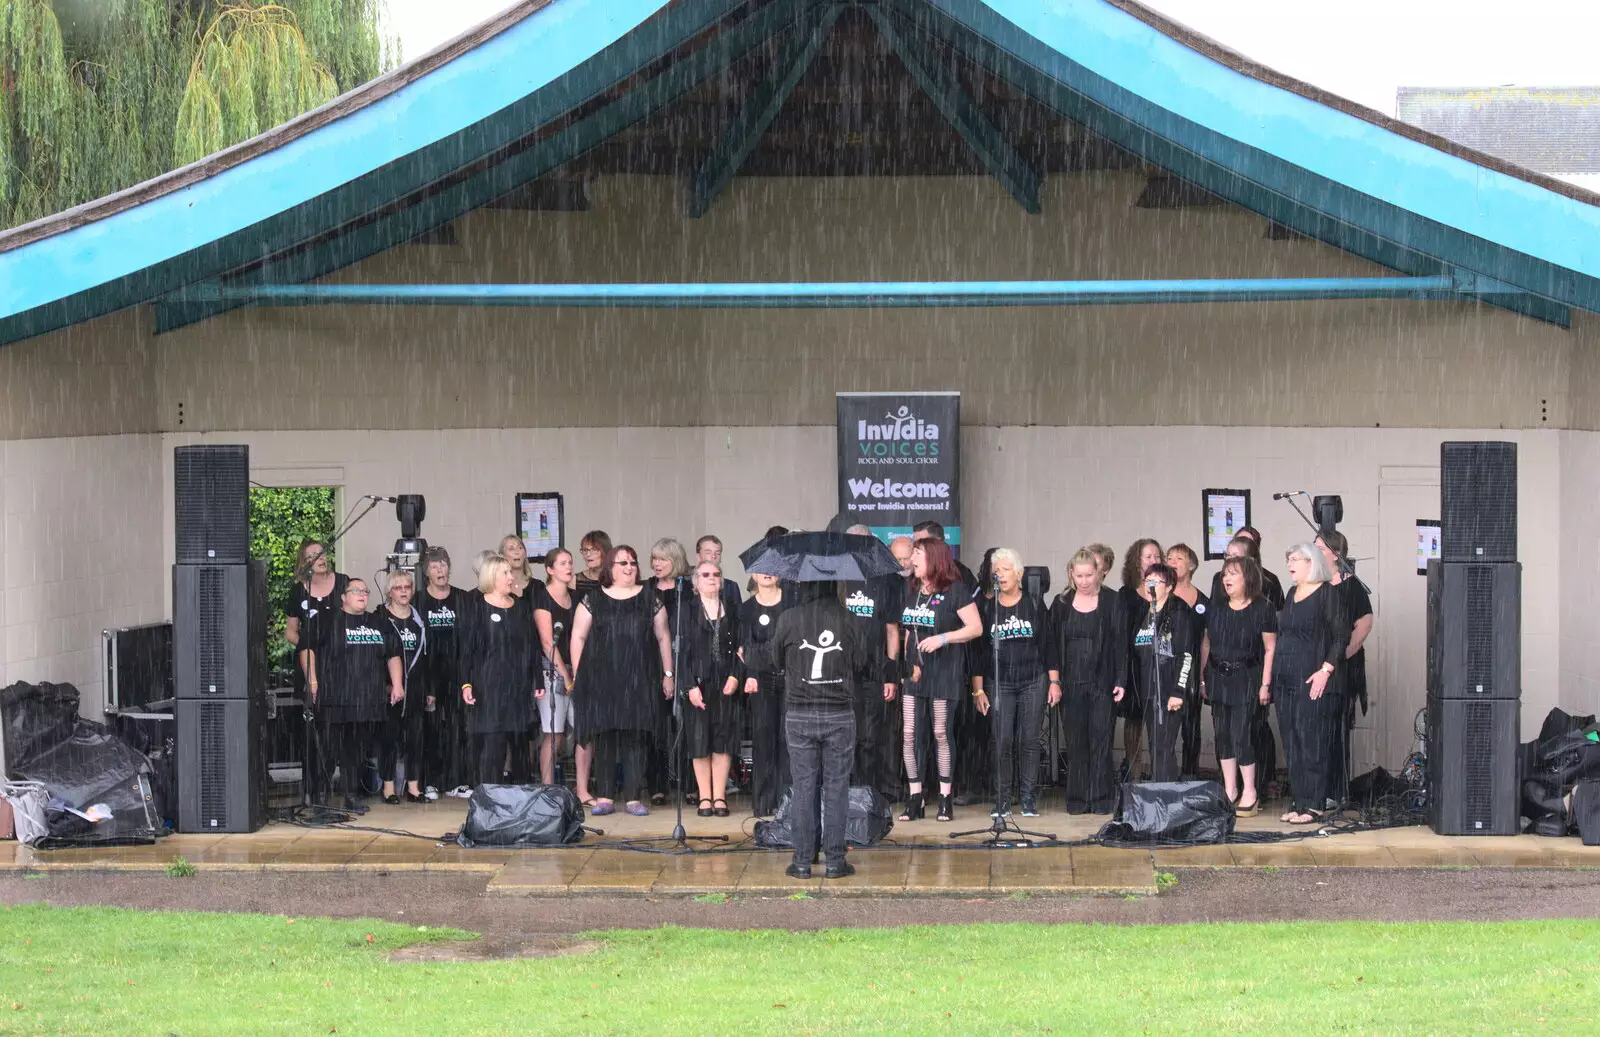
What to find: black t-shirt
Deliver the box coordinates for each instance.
[383,607,426,700]
[842,575,903,678]
[532,582,577,664]
[739,592,790,678]
[285,574,350,657]
[1333,577,1373,659]
[419,586,462,672]
[975,593,1053,684]
[1204,598,1278,705]
[900,580,972,699]
[772,598,869,712]
[312,609,401,722]
[1209,567,1286,611]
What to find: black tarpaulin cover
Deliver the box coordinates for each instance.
[0,681,163,848]
[1098,781,1235,846]
[457,784,586,847]
[1520,707,1600,836]
[752,785,894,849]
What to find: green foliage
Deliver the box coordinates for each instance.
[249,485,335,674]
[164,855,197,878]
[0,0,393,229]
[6,907,1600,1034]
[1155,870,1178,892]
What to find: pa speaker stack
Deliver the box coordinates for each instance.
[1426,442,1520,836]
[174,446,266,833]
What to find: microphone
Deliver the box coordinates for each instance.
[366,495,399,503]
[1271,491,1308,500]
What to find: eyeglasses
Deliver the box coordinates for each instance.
[698,572,721,579]
[614,560,637,568]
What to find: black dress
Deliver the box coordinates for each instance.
[573,588,662,739]
[1272,584,1348,813]
[1205,598,1277,769]
[900,581,972,701]
[682,598,744,758]
[457,596,539,737]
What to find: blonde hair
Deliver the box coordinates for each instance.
[478,553,511,595]
[650,537,690,580]
[499,534,534,584]
[471,549,495,576]
[990,547,1024,575]
[1069,548,1099,572]
[386,569,415,597]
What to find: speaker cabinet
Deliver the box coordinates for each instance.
[1425,561,1520,699]
[1441,441,1517,562]
[173,561,267,700]
[1427,694,1519,836]
[176,695,265,833]
[174,445,249,564]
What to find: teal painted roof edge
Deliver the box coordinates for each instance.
[980,0,1600,281]
[0,0,671,320]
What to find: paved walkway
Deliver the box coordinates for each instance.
[8,794,1597,896]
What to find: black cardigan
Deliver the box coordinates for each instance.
[1047,587,1129,692]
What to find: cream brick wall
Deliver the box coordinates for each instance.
[0,434,165,715]
[1559,430,1600,716]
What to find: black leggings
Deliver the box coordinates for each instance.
[589,730,648,803]
[1211,700,1255,766]
[382,702,426,785]
[475,730,531,786]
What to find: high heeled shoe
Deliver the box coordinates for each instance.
[899,793,925,822]
[936,794,954,822]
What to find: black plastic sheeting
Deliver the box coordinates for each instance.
[457,784,586,847]
[1574,779,1600,846]
[1520,707,1600,836]
[1,681,163,848]
[753,786,894,849]
[1097,781,1235,847]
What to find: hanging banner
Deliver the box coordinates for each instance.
[836,391,961,547]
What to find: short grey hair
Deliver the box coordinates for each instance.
[845,523,872,536]
[1286,542,1333,584]
[991,547,1024,574]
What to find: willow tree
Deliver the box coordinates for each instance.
[0,0,392,229]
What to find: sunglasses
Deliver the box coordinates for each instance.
[614,559,637,567]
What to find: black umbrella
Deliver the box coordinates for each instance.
[739,531,900,583]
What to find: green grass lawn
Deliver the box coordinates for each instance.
[2,905,1597,1035]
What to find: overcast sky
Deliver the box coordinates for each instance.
[383,0,1600,117]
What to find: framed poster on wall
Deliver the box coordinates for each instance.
[1202,488,1251,560]
[516,492,565,558]
[1417,519,1441,575]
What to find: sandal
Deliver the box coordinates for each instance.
[713,799,729,818]
[1286,811,1321,826]
[697,799,714,818]
[899,793,925,822]
[590,799,615,816]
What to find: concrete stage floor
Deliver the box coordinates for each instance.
[7,792,1599,896]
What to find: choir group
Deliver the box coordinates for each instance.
[284,520,1372,828]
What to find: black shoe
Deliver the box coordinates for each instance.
[825,861,855,879]
[899,793,925,822]
[785,863,813,880]
[1020,795,1039,818]
[341,796,369,815]
[937,795,954,822]
[697,799,714,817]
[989,801,1011,819]
[713,799,729,817]
[953,792,976,807]
[404,791,425,804]
[383,794,402,806]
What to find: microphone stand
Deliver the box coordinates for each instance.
[954,574,1055,846]
[1147,589,1164,781]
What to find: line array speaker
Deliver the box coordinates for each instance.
[1441,441,1516,562]
[1425,560,1521,700]
[176,696,265,833]
[173,562,267,700]
[174,445,250,564]
[1426,694,1520,836]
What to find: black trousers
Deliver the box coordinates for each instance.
[1180,689,1204,777]
[786,708,855,869]
[381,701,426,785]
[318,718,380,803]
[1063,679,1117,813]
[990,675,1047,807]
[475,730,531,787]
[1145,695,1185,782]
[851,670,893,796]
[1277,687,1341,813]
[590,730,648,804]
[1250,703,1277,798]
[749,675,790,816]
[953,688,991,799]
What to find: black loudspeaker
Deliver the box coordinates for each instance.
[1023,566,1050,599]
[173,562,267,699]
[1427,694,1519,836]
[1441,441,1516,562]
[1425,561,1520,699]
[176,695,265,832]
[175,445,250,564]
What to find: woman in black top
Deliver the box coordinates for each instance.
[1272,543,1349,824]
[648,537,693,805]
[305,578,401,812]
[576,530,611,597]
[283,539,349,693]
[1118,538,1163,779]
[379,570,428,804]
[1318,530,1374,802]
[899,537,982,822]
[971,549,1054,818]
[1201,557,1277,817]
[534,548,579,788]
[459,555,543,787]
[740,571,791,817]
[1210,534,1286,610]
[1208,533,1285,802]
[1049,549,1129,814]
[419,547,469,798]
[569,545,675,816]
[683,561,743,817]
[1167,544,1210,778]
[1131,562,1196,782]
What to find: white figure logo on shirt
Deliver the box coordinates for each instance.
[798,629,842,680]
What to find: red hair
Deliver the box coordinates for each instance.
[599,545,639,588]
[914,538,961,593]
